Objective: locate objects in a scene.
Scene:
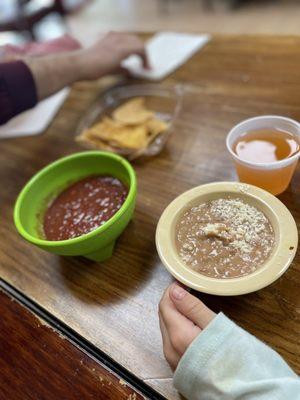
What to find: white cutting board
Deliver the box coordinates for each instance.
[0,88,70,139]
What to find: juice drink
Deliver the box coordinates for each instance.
[234,159,298,195]
[226,116,300,195]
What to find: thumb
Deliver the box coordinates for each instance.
[169,282,216,329]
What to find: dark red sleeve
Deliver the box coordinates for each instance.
[0,61,37,125]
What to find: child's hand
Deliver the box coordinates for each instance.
[158,282,216,370]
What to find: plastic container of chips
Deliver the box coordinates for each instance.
[76,84,183,160]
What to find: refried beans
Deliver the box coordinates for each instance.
[175,197,275,279]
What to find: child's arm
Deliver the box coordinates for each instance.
[174,313,299,399]
[159,283,300,400]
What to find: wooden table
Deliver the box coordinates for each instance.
[0,287,145,399]
[1,35,300,399]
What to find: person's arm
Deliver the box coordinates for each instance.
[0,32,147,124]
[0,61,37,124]
[159,283,300,400]
[25,32,147,100]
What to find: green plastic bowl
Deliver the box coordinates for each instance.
[14,151,137,262]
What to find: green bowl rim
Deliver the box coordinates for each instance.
[13,150,137,247]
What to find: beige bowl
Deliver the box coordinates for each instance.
[156,182,298,296]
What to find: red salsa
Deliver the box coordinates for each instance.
[43,175,128,241]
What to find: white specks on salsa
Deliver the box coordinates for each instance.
[175,197,275,279]
[43,175,128,241]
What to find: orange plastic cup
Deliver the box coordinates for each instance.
[226,116,300,195]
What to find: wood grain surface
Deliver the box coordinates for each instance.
[1,35,300,399]
[0,288,145,400]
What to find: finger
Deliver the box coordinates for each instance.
[114,66,130,77]
[159,312,180,370]
[169,282,216,329]
[159,308,172,350]
[159,286,201,355]
[138,49,150,70]
[159,286,196,332]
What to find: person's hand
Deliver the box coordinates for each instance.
[158,282,216,370]
[77,31,148,80]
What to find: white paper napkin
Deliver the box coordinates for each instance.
[0,88,70,139]
[122,32,210,81]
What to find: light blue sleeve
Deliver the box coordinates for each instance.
[173,313,300,400]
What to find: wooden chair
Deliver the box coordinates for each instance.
[204,0,250,11]
[0,0,66,40]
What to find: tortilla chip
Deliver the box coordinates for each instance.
[112,97,154,124]
[108,125,150,149]
[77,97,170,157]
[85,117,151,149]
[85,117,121,140]
[146,118,169,137]
[76,130,133,155]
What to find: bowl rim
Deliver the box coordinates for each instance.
[14,151,137,247]
[155,182,298,296]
